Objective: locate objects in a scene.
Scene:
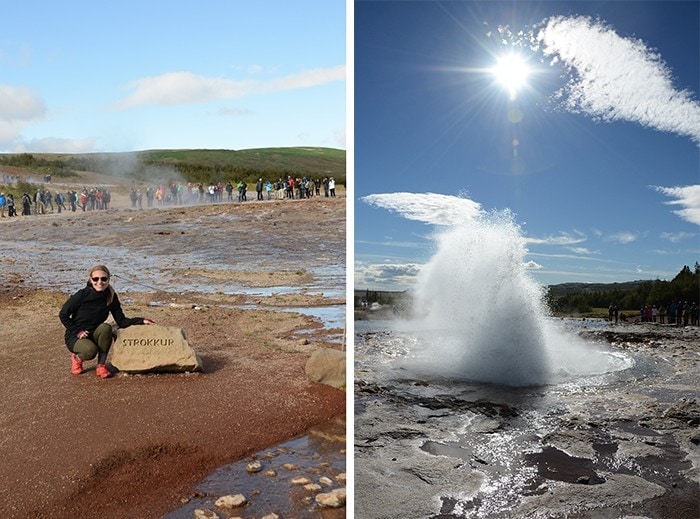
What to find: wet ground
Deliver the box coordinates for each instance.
[355,318,699,518]
[165,417,347,518]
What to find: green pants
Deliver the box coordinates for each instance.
[73,323,113,360]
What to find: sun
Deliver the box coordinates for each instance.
[490,53,532,99]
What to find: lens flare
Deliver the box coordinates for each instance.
[490,53,531,99]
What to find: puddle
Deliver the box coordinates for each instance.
[524,446,605,485]
[163,418,346,518]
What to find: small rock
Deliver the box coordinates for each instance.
[319,476,334,486]
[264,469,277,477]
[304,483,322,491]
[577,476,590,484]
[315,488,346,508]
[194,510,219,519]
[291,476,312,485]
[283,463,299,470]
[335,473,347,484]
[246,460,262,473]
[215,494,247,508]
[261,514,279,519]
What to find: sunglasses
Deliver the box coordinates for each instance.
[91,276,109,282]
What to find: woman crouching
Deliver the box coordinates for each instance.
[59,265,154,378]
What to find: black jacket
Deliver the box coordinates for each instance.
[59,283,144,350]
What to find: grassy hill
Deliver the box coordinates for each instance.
[0,147,346,186]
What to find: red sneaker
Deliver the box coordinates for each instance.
[96,364,113,379]
[70,354,84,375]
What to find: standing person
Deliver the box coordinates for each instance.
[323,177,330,197]
[7,193,16,217]
[329,177,336,197]
[658,304,666,324]
[59,265,155,378]
[21,193,32,215]
[256,178,264,201]
[0,192,6,217]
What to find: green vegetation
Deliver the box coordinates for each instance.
[0,147,346,186]
[547,264,700,314]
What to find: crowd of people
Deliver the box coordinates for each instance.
[0,187,112,216]
[0,175,340,216]
[610,301,699,326]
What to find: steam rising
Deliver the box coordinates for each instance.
[363,193,632,387]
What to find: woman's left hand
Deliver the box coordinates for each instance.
[143,318,155,325]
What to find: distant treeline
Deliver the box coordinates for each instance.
[0,147,346,186]
[547,264,700,313]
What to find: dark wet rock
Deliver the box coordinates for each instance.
[662,398,699,426]
[515,474,665,516]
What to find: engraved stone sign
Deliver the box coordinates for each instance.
[111,325,203,373]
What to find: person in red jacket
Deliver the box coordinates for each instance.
[59,265,155,378]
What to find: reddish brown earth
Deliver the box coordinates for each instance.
[0,288,345,518]
[0,181,347,518]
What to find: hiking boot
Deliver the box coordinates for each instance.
[70,354,84,375]
[96,364,113,379]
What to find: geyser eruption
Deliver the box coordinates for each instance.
[363,192,631,387]
[413,212,550,386]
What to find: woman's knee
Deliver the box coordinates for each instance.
[73,339,98,360]
[93,323,114,351]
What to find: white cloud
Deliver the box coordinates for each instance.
[212,106,253,117]
[660,231,696,243]
[355,262,423,289]
[525,230,587,245]
[567,246,600,255]
[538,16,700,144]
[362,192,484,226]
[0,85,45,122]
[607,231,639,244]
[651,185,700,225]
[20,137,96,153]
[0,85,46,150]
[114,65,346,109]
[523,260,543,270]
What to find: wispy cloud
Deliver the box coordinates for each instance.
[537,16,700,144]
[362,192,484,225]
[606,231,639,244]
[113,66,345,109]
[567,246,600,255]
[211,106,253,117]
[660,231,696,243]
[525,230,587,245]
[651,185,700,225]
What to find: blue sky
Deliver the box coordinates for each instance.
[355,0,700,289]
[0,0,345,153]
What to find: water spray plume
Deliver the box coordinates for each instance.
[364,193,631,387]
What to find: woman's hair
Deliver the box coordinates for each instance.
[88,264,115,305]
